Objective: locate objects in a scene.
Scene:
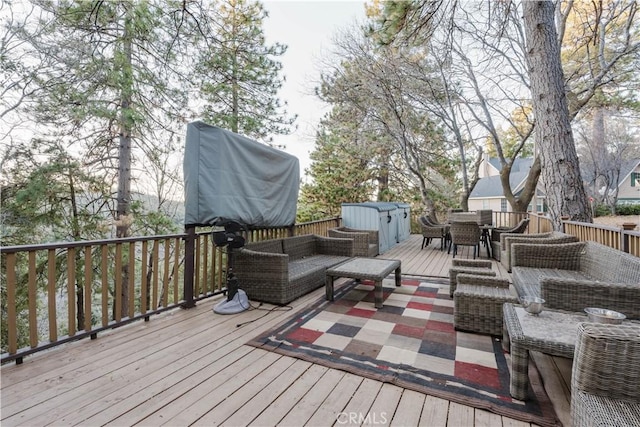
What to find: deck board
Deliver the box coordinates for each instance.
[1,234,568,427]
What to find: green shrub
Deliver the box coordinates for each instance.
[616,204,640,216]
[593,204,611,217]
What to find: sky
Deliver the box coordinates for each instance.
[261,1,367,179]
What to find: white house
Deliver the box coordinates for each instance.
[610,159,640,205]
[468,157,545,213]
[469,156,640,212]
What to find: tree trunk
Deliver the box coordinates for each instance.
[503,157,542,212]
[115,12,134,318]
[67,168,85,328]
[522,1,591,230]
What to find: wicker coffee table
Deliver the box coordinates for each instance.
[502,303,584,400]
[325,258,401,308]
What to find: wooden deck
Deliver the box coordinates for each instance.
[0,235,570,426]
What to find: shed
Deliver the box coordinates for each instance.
[394,203,411,242]
[341,202,399,253]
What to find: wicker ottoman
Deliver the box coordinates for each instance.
[454,279,518,336]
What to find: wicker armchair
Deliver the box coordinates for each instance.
[490,218,529,261]
[419,216,448,250]
[571,323,640,427]
[328,226,379,257]
[448,221,481,258]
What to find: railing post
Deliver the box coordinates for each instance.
[622,230,630,254]
[182,226,196,308]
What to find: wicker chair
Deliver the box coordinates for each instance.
[571,323,640,427]
[328,226,379,257]
[490,218,529,261]
[419,216,448,250]
[448,221,481,258]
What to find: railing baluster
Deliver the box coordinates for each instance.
[162,239,170,307]
[67,248,76,337]
[194,235,201,298]
[6,253,18,355]
[202,234,209,295]
[101,245,108,327]
[47,249,57,343]
[141,240,148,314]
[115,243,122,322]
[84,245,93,332]
[173,238,180,305]
[28,251,38,348]
[152,241,159,310]
[128,242,136,319]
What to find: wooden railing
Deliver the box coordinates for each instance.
[1,217,341,364]
[563,221,640,257]
[3,213,637,364]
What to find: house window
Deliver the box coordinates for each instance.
[632,172,640,187]
[500,199,507,212]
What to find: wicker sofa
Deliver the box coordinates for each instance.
[511,241,640,320]
[499,231,578,272]
[234,234,354,305]
[490,218,529,261]
[571,322,640,427]
[328,226,378,257]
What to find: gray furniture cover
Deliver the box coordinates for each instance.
[184,121,300,227]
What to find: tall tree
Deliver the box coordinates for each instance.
[522,0,590,226]
[1,138,112,337]
[298,119,375,221]
[370,0,639,229]
[196,0,295,143]
[316,26,458,219]
[3,0,201,318]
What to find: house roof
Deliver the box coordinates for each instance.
[619,159,640,187]
[470,158,535,198]
[578,158,639,187]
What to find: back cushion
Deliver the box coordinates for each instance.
[245,239,283,254]
[581,242,639,282]
[283,235,316,260]
[613,251,640,284]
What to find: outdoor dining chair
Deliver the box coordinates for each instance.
[448,220,482,259]
[419,216,448,250]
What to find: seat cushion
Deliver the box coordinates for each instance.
[572,391,640,427]
[512,267,593,298]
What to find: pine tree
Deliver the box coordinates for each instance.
[196,0,295,143]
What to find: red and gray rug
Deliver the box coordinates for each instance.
[247,276,561,426]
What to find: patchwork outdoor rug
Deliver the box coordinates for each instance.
[247,276,561,426]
